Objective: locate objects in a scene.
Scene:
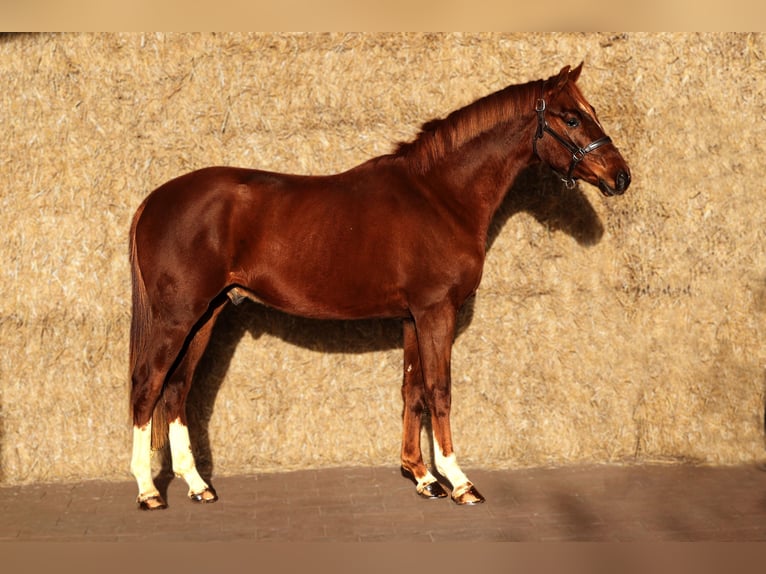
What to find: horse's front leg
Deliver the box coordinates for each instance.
[413,306,485,505]
[400,319,448,499]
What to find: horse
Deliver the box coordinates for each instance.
[128,63,631,510]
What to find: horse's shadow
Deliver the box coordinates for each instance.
[154,163,604,492]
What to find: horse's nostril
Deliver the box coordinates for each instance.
[616,170,631,192]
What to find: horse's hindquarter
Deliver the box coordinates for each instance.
[133,168,244,314]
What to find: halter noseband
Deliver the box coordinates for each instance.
[533,85,613,189]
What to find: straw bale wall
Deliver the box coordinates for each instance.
[1,33,765,485]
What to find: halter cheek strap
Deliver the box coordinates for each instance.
[533,92,613,189]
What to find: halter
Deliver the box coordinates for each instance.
[533,85,613,189]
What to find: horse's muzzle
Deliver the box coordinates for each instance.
[599,169,631,197]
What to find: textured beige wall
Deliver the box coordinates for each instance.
[2,33,765,485]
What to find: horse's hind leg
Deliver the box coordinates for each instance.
[130,409,164,509]
[130,323,196,510]
[400,319,448,499]
[162,303,226,504]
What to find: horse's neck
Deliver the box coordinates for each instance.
[424,117,538,242]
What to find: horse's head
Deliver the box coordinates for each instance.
[533,63,631,196]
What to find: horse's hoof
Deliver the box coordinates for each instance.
[417,480,449,499]
[401,467,448,500]
[452,483,485,505]
[189,487,218,504]
[138,494,168,511]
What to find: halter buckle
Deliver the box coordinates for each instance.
[534,98,547,142]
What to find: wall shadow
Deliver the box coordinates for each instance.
[488,162,604,250]
[175,163,605,485]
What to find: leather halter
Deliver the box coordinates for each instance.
[533,85,613,189]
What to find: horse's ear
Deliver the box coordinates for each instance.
[569,61,583,83]
[552,63,583,91]
[553,65,571,91]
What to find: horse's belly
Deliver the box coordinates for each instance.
[229,267,407,321]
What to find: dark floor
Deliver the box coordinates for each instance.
[2,464,766,542]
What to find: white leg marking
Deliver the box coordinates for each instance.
[432,431,471,493]
[414,470,440,494]
[168,418,210,496]
[130,422,159,500]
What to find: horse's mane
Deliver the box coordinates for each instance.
[393,79,539,173]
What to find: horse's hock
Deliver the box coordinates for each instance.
[1,33,765,486]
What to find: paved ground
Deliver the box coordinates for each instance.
[2,464,766,542]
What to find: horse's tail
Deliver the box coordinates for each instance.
[129,199,168,451]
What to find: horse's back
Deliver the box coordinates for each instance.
[132,162,479,320]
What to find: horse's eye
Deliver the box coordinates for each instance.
[566,117,580,128]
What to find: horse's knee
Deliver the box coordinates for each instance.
[424,387,451,419]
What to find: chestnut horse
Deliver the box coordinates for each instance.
[129,63,630,510]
